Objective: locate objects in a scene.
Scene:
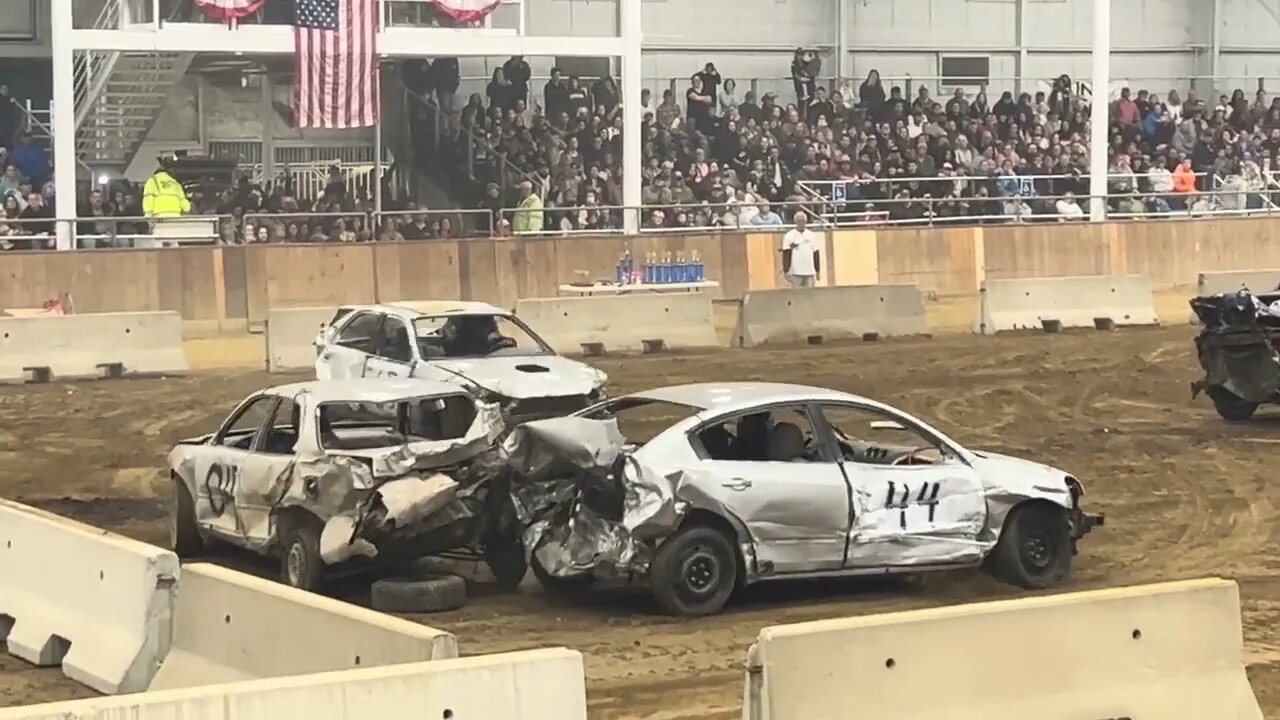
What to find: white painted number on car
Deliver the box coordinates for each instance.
[885,481,941,529]
[204,462,241,516]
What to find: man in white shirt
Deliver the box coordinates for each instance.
[781,211,819,288]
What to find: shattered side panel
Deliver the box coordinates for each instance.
[301,400,506,565]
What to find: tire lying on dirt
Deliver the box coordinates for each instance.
[649,524,738,617]
[1206,385,1260,422]
[984,502,1072,589]
[371,574,468,613]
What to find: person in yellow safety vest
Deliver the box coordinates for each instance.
[512,180,543,234]
[142,155,190,218]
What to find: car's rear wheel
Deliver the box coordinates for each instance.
[278,514,325,592]
[985,503,1072,589]
[1206,385,1259,422]
[169,476,204,558]
[650,525,738,617]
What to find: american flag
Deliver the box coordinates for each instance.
[293,0,379,129]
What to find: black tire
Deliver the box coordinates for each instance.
[278,514,325,592]
[1206,386,1259,422]
[985,503,1072,589]
[169,477,204,558]
[529,551,595,597]
[649,525,738,617]
[371,574,468,613]
[483,534,528,592]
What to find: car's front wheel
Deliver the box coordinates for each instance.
[1206,385,1259,422]
[985,503,1072,589]
[650,525,738,617]
[278,514,325,592]
[169,476,204,558]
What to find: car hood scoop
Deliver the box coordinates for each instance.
[515,364,550,373]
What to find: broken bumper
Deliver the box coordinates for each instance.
[1071,508,1104,542]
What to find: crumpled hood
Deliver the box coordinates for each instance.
[968,450,1075,498]
[429,355,606,399]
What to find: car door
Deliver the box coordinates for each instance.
[813,402,988,568]
[363,314,417,378]
[193,395,298,545]
[316,311,380,380]
[688,403,852,575]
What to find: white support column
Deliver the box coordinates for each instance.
[51,0,77,250]
[1210,0,1223,99]
[1014,0,1028,95]
[620,0,642,234]
[1088,0,1110,222]
[261,75,276,186]
[836,0,851,83]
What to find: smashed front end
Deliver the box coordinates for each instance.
[505,417,720,582]
[1190,291,1280,412]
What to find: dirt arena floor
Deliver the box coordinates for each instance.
[5,294,1280,716]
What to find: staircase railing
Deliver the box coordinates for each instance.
[73,0,125,129]
[14,100,95,176]
[404,87,542,196]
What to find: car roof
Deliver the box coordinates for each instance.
[260,378,471,404]
[339,301,507,320]
[625,382,868,413]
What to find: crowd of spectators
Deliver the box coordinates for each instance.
[402,50,1280,234]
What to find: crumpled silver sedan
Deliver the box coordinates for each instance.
[167,378,526,592]
[508,382,1103,616]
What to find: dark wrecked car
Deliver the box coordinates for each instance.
[167,378,526,592]
[1190,288,1280,421]
[505,382,1102,617]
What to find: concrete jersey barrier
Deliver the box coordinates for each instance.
[515,293,718,353]
[0,311,188,383]
[0,499,178,694]
[975,274,1159,334]
[0,648,587,720]
[734,284,927,347]
[742,578,1261,720]
[149,562,458,691]
[1197,270,1280,297]
[265,306,338,372]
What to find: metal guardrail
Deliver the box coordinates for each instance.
[4,185,1277,251]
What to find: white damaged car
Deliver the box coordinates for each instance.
[508,382,1104,616]
[314,302,608,424]
[167,378,527,591]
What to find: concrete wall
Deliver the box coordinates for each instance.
[2,216,1278,323]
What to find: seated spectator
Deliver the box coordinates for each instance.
[1055,191,1084,219]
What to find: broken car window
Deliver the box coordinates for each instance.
[414,314,552,359]
[581,398,701,446]
[217,396,279,451]
[818,404,949,466]
[696,405,822,463]
[337,312,382,353]
[317,395,477,451]
[379,318,414,363]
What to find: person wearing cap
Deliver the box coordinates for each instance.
[781,211,819,288]
[142,155,190,219]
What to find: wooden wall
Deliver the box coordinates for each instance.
[3,217,1279,321]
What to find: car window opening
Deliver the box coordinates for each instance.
[581,398,701,447]
[414,314,551,359]
[317,395,477,451]
[697,407,823,462]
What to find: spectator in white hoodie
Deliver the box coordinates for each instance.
[1147,158,1174,200]
[1055,191,1084,220]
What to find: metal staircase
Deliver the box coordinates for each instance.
[72,0,193,172]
